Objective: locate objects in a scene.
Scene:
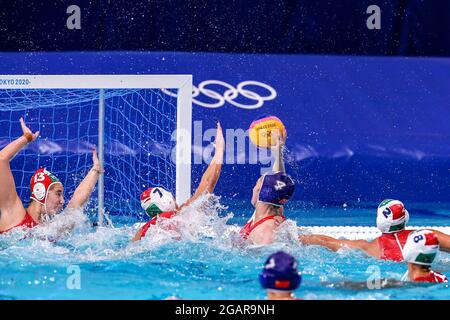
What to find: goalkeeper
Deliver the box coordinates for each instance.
[0,118,103,235]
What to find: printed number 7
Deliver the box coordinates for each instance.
[153,188,163,198]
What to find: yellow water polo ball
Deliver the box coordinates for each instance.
[249,115,286,148]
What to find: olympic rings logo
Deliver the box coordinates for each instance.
[162,80,277,109]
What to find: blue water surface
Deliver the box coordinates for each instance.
[0,199,448,300]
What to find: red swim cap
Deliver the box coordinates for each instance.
[140,187,176,218]
[30,168,62,205]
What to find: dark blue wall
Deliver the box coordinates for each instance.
[1,52,449,205]
[1,1,450,56]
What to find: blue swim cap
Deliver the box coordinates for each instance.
[259,251,302,291]
[258,172,295,206]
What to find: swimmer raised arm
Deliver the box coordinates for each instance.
[67,148,104,210]
[270,130,285,173]
[47,148,103,239]
[299,234,380,259]
[132,122,225,242]
[178,122,224,209]
[428,230,450,253]
[0,118,39,228]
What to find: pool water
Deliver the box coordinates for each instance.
[0,197,449,300]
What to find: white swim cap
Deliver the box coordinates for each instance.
[140,187,176,218]
[376,199,409,233]
[403,229,439,266]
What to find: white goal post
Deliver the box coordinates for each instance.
[0,75,193,224]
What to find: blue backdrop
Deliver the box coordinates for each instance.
[1,52,449,205]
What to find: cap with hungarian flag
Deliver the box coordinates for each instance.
[376,199,409,233]
[403,229,440,265]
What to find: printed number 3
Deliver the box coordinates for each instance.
[274,180,286,191]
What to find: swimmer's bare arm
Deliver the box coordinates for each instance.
[430,230,450,253]
[132,227,145,242]
[133,123,224,241]
[271,131,285,173]
[179,122,224,209]
[46,149,103,238]
[0,118,39,218]
[66,148,103,210]
[299,234,380,259]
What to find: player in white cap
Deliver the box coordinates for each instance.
[300,199,450,261]
[401,229,448,283]
[132,122,224,241]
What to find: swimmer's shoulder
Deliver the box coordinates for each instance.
[0,200,27,231]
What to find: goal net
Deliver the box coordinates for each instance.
[0,75,192,223]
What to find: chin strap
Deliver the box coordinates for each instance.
[43,190,49,220]
[42,181,62,221]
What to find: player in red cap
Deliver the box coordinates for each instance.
[299,199,450,261]
[0,118,103,234]
[132,122,225,241]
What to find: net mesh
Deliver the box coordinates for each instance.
[0,88,178,219]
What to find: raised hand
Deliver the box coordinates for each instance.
[91,147,104,173]
[270,129,285,151]
[215,122,225,152]
[180,122,225,209]
[67,147,104,210]
[19,117,40,142]
[270,129,286,173]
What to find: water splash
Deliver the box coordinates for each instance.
[0,196,448,299]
